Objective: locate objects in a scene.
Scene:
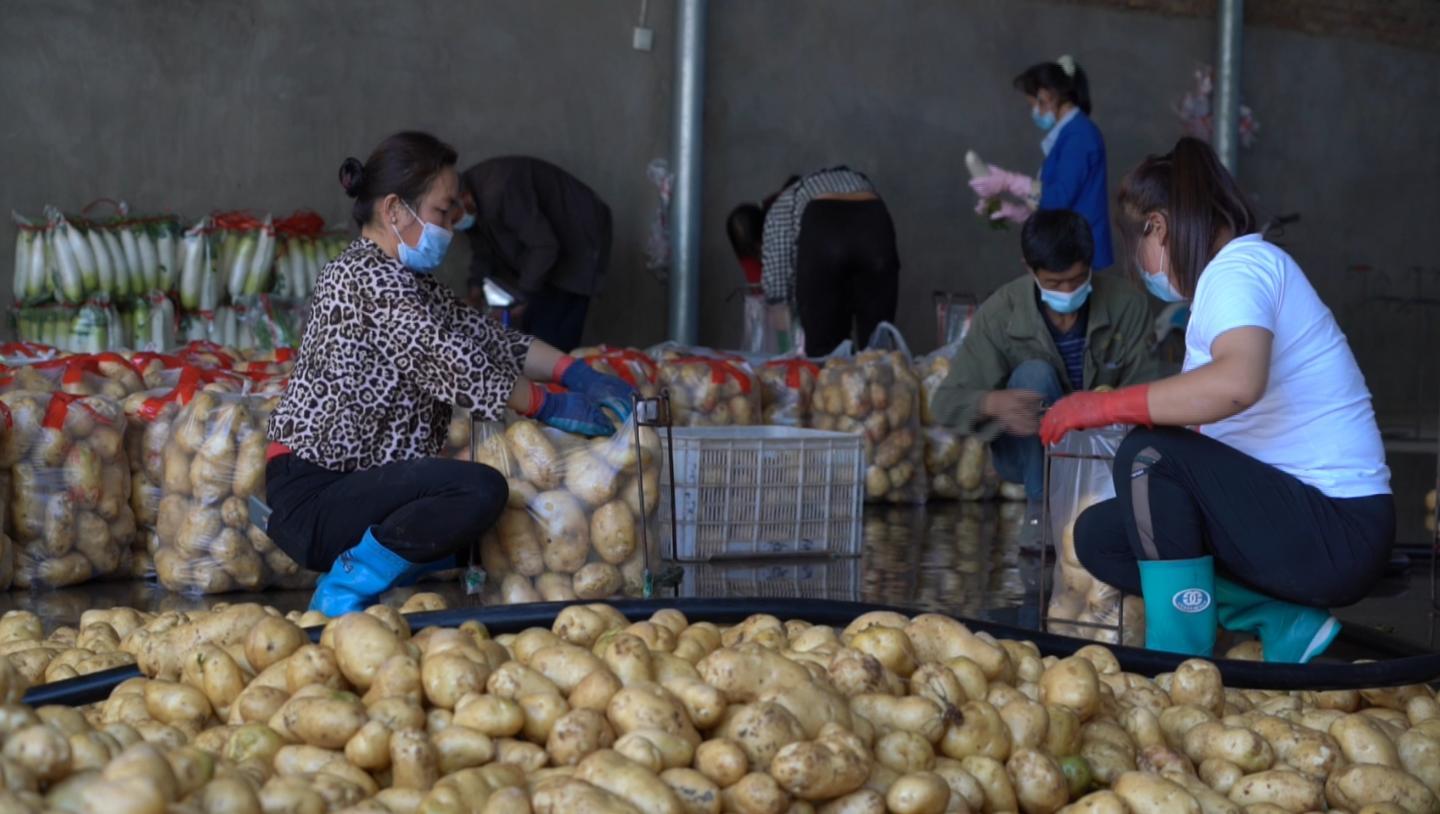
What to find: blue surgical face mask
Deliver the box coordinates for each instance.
[391,201,452,274]
[1140,251,1186,303]
[1032,106,1057,132]
[1036,275,1091,314]
[454,210,476,232]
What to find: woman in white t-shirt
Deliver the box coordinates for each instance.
[1039,137,1393,663]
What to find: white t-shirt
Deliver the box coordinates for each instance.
[1183,235,1390,498]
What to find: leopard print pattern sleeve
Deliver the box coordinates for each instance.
[268,238,533,472]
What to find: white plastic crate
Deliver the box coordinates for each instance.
[660,426,864,560]
[676,559,862,599]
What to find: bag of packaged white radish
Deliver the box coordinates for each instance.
[120,366,245,579]
[10,214,49,306]
[650,344,761,427]
[0,389,132,588]
[1045,426,1145,645]
[471,413,659,605]
[152,390,313,593]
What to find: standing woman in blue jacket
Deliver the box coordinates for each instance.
[970,56,1115,271]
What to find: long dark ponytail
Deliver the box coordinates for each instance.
[1118,137,1257,297]
[1013,56,1092,115]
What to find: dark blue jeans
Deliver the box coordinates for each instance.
[989,360,1064,501]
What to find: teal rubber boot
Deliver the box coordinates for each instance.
[1214,577,1340,664]
[1138,556,1217,657]
[309,529,425,616]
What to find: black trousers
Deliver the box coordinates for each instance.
[795,199,900,358]
[1075,426,1394,608]
[522,288,591,352]
[265,455,508,572]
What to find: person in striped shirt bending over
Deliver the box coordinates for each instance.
[930,210,1155,547]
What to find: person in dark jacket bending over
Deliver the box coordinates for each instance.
[457,156,612,352]
[929,210,1154,544]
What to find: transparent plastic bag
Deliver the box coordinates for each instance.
[758,358,819,427]
[471,413,659,605]
[1045,426,1145,645]
[923,429,992,500]
[0,391,131,588]
[441,411,473,461]
[152,390,312,593]
[121,366,245,579]
[6,354,145,401]
[650,345,760,427]
[809,324,928,504]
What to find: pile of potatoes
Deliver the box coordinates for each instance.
[3,599,1439,814]
[573,347,661,400]
[3,354,145,402]
[153,391,312,594]
[0,390,135,588]
[654,353,761,428]
[0,607,138,687]
[758,360,819,428]
[473,417,660,605]
[808,350,927,504]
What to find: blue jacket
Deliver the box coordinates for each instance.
[1039,111,1114,270]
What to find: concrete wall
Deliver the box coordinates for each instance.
[0,0,675,348]
[2,0,1437,415]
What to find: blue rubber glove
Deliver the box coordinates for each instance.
[532,388,617,438]
[560,359,637,423]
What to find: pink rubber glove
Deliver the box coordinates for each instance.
[969,165,1035,200]
[992,200,1033,224]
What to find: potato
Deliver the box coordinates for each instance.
[591,502,638,565]
[770,724,871,800]
[454,694,526,738]
[507,421,562,490]
[1170,660,1224,717]
[1182,722,1275,773]
[1111,771,1200,814]
[573,563,624,600]
[723,771,791,814]
[661,767,721,814]
[344,720,392,771]
[1325,764,1439,814]
[941,700,1010,761]
[533,491,590,574]
[693,738,747,788]
[422,652,490,710]
[852,695,948,745]
[3,724,71,782]
[716,702,805,770]
[285,645,342,693]
[546,708,614,766]
[1227,769,1323,812]
[960,755,1018,814]
[537,572,578,602]
[499,510,546,578]
[565,453,620,506]
[1332,713,1403,768]
[905,616,1009,681]
[874,730,934,774]
[1007,748,1069,814]
[576,749,686,814]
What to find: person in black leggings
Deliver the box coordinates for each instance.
[759,167,900,357]
[266,132,634,616]
[1040,138,1393,663]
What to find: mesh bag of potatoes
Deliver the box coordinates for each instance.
[0,389,133,588]
[1046,426,1145,646]
[652,345,761,427]
[573,345,661,399]
[809,348,929,504]
[472,413,660,604]
[5,351,147,401]
[121,366,246,580]
[153,390,312,593]
[758,357,820,427]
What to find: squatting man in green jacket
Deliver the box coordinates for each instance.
[930,209,1155,545]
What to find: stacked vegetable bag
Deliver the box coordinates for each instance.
[473,415,660,604]
[652,346,761,427]
[758,357,820,427]
[809,348,928,504]
[4,598,1440,814]
[121,364,247,579]
[152,390,312,593]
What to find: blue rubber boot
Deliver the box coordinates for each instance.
[1214,576,1340,664]
[309,529,425,616]
[1138,556,1217,657]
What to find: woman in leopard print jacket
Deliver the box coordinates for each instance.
[265,132,636,615]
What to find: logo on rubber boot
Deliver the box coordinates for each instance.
[1172,588,1211,613]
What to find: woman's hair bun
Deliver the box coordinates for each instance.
[339,157,366,198]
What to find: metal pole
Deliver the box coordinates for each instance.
[1214,0,1243,172]
[668,0,706,344]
